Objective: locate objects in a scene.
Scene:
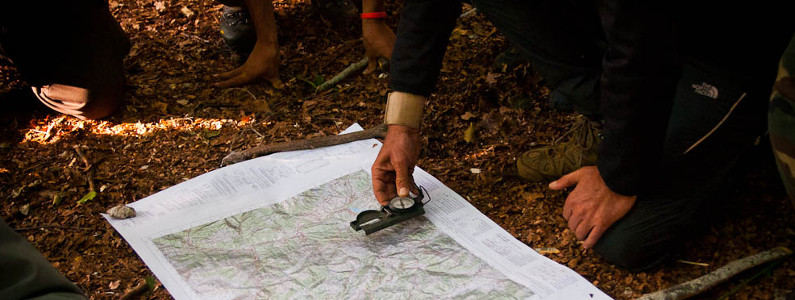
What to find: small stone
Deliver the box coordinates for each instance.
[19,204,30,216]
[107,205,136,219]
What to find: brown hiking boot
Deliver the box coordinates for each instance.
[517,115,602,182]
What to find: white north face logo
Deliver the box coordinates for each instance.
[691,82,719,99]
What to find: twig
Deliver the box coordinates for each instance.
[119,278,154,300]
[73,145,92,171]
[676,259,710,267]
[43,117,60,141]
[180,32,211,43]
[638,247,792,300]
[315,57,368,93]
[221,123,388,166]
[14,225,98,231]
[459,8,477,18]
[73,145,96,192]
[249,125,265,138]
[230,87,258,101]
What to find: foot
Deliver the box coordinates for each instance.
[517,115,602,182]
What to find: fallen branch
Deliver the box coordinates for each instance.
[315,57,368,93]
[638,247,792,300]
[717,259,785,299]
[221,123,387,167]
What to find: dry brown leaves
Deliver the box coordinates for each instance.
[0,0,793,299]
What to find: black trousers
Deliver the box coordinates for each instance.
[472,0,777,271]
[0,1,129,120]
[0,219,85,299]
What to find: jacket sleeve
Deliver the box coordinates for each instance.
[389,0,461,96]
[596,1,680,195]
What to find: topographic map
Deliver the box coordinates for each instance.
[153,170,534,299]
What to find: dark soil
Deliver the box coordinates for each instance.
[1,0,793,299]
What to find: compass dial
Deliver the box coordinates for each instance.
[388,196,415,211]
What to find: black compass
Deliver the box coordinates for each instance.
[350,187,429,235]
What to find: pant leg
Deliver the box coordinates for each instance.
[591,185,716,272]
[471,0,604,116]
[0,219,86,300]
[593,61,770,271]
[0,1,129,120]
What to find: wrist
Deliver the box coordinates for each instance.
[362,18,388,24]
[360,12,388,19]
[384,92,426,129]
[387,124,420,135]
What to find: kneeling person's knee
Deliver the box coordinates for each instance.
[592,223,676,272]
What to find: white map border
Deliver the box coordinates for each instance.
[104,124,611,300]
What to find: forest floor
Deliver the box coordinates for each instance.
[1,0,793,299]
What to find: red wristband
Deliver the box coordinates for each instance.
[360,12,388,19]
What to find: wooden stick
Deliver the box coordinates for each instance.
[221,123,388,166]
[315,57,368,93]
[638,247,792,300]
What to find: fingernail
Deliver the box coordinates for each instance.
[399,187,408,196]
[548,181,557,189]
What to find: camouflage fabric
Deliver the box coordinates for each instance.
[769,34,795,209]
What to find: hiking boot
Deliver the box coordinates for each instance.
[517,115,602,182]
[219,6,256,57]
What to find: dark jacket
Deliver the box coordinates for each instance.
[389,0,794,195]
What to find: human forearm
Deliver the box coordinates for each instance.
[360,0,395,74]
[370,0,459,205]
[389,0,460,96]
